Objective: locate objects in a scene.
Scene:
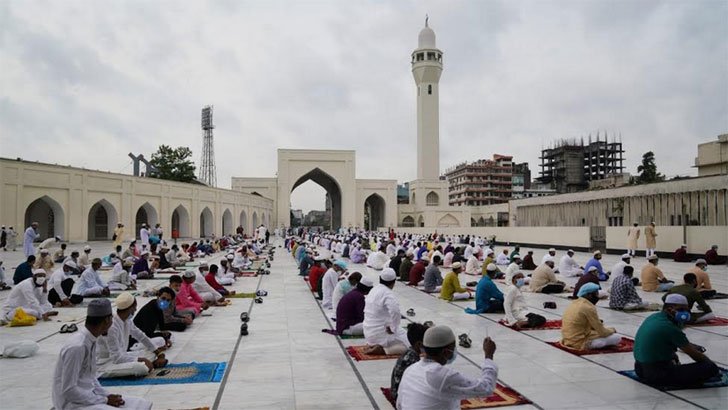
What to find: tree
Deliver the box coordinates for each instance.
[635,151,664,184]
[149,145,197,183]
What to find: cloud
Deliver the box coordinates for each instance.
[1,0,726,213]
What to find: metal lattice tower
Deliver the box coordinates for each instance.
[199,105,217,187]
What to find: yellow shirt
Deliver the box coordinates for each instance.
[640,264,665,292]
[561,298,615,350]
[689,266,712,290]
[529,264,558,292]
[440,272,466,301]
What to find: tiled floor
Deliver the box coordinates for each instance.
[0,239,726,409]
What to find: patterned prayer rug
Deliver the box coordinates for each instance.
[706,292,728,300]
[380,383,531,408]
[619,367,728,390]
[346,345,400,361]
[498,319,562,330]
[99,362,226,386]
[547,337,634,356]
[688,317,728,327]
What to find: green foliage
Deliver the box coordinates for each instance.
[635,151,664,184]
[149,145,197,183]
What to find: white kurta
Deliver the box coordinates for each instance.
[193,271,222,302]
[396,358,498,410]
[367,251,389,270]
[53,327,152,410]
[495,253,510,265]
[504,262,520,283]
[465,256,481,275]
[503,285,529,325]
[611,261,629,277]
[49,268,73,300]
[23,227,38,257]
[1,277,53,320]
[75,267,107,296]
[321,268,339,309]
[541,253,556,264]
[140,228,150,246]
[363,284,409,349]
[558,255,583,277]
[97,314,164,378]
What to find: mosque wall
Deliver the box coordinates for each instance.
[0,158,273,242]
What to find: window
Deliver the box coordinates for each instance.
[428,84,432,95]
[426,191,439,206]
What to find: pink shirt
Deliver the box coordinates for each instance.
[176,281,203,314]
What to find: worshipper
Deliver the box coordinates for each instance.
[193,263,226,305]
[350,246,367,264]
[431,245,444,265]
[483,249,496,268]
[157,246,172,270]
[399,250,415,282]
[503,273,546,329]
[363,268,410,356]
[367,247,390,270]
[688,259,715,299]
[495,249,510,265]
[440,262,472,301]
[504,255,525,284]
[177,243,192,263]
[134,286,192,336]
[465,251,481,275]
[423,256,444,293]
[298,249,315,276]
[53,242,67,263]
[561,283,621,350]
[390,323,429,402]
[113,223,125,247]
[205,264,236,296]
[0,226,5,250]
[217,258,236,285]
[52,299,153,410]
[97,292,168,378]
[521,250,537,270]
[609,266,651,311]
[509,246,521,263]
[611,253,639,286]
[5,226,18,251]
[121,241,137,260]
[13,254,35,285]
[78,245,93,272]
[451,247,466,264]
[442,250,454,268]
[464,242,474,260]
[645,222,658,257]
[335,276,373,336]
[76,258,111,297]
[529,257,565,294]
[482,262,504,280]
[572,266,607,299]
[0,260,8,290]
[583,251,609,281]
[48,260,83,307]
[233,248,252,271]
[308,257,327,294]
[1,270,57,323]
[322,260,347,309]
[641,255,674,292]
[171,273,206,317]
[662,273,715,323]
[389,249,406,276]
[705,245,727,265]
[63,251,81,275]
[408,256,429,287]
[673,244,690,262]
[466,264,504,313]
[109,259,136,291]
[154,223,164,241]
[101,252,119,268]
[541,248,557,264]
[166,245,182,268]
[633,294,720,388]
[139,223,151,249]
[332,271,361,312]
[397,325,498,410]
[558,249,583,277]
[23,222,39,257]
[131,250,154,279]
[627,222,640,257]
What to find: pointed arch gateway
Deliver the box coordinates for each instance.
[135,202,159,237]
[239,210,248,234]
[200,207,213,238]
[426,191,439,206]
[25,195,65,239]
[252,211,259,229]
[171,205,191,238]
[291,167,342,230]
[222,209,233,235]
[401,215,415,227]
[437,213,459,227]
[87,199,119,240]
[364,193,386,231]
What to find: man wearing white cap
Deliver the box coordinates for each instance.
[440,262,472,301]
[52,299,153,410]
[97,292,168,378]
[641,255,674,292]
[192,262,225,304]
[139,223,150,250]
[109,258,136,291]
[583,251,609,281]
[49,260,84,307]
[75,258,110,297]
[529,256,565,294]
[232,249,252,271]
[688,259,715,299]
[335,276,374,336]
[558,250,583,278]
[363,268,409,356]
[34,248,55,273]
[465,251,481,276]
[78,245,93,272]
[23,222,39,257]
[610,254,633,281]
[216,256,236,285]
[396,325,498,410]
[367,246,389,270]
[322,260,347,309]
[1,269,57,322]
[633,293,719,388]
[541,248,557,264]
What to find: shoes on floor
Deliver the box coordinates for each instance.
[254,297,263,304]
[406,308,416,317]
[240,323,249,336]
[240,312,249,322]
[458,333,472,348]
[256,290,268,297]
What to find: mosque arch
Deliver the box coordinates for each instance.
[401,215,415,227]
[290,167,342,230]
[222,209,233,235]
[24,195,65,239]
[200,207,213,238]
[87,199,118,240]
[252,211,259,229]
[135,202,159,237]
[478,217,485,226]
[426,191,439,206]
[364,193,386,231]
[417,215,425,227]
[470,217,477,227]
[171,205,191,238]
[239,210,248,234]
[437,213,459,227]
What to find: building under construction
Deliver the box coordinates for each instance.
[539,133,625,193]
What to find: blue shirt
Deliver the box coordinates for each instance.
[473,276,504,313]
[13,261,33,285]
[583,258,608,281]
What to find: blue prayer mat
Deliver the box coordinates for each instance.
[619,367,728,390]
[99,362,226,386]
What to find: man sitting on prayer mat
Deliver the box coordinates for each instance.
[335,276,373,336]
[633,293,720,388]
[408,256,428,287]
[529,256,565,294]
[572,266,607,299]
[13,255,35,285]
[308,257,327,295]
[2,269,57,323]
[662,273,715,324]
[108,258,136,291]
[521,250,537,270]
[205,264,236,297]
[503,273,546,329]
[424,256,445,293]
[399,250,415,282]
[52,299,153,410]
[467,264,504,313]
[561,283,621,350]
[397,325,498,410]
[35,248,54,273]
[134,286,191,337]
[673,244,690,262]
[322,260,347,310]
[53,242,67,263]
[390,322,429,402]
[363,269,410,356]
[688,259,715,299]
[193,262,226,305]
[559,249,583,278]
[75,258,110,297]
[131,250,154,279]
[97,292,168,378]
[367,246,390,270]
[641,255,674,292]
[172,273,208,317]
[332,271,361,313]
[609,266,650,311]
[78,245,92,272]
[48,260,83,307]
[705,245,726,265]
[583,251,609,281]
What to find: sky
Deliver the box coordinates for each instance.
[1,0,726,213]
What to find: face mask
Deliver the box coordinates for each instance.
[702,266,708,272]
[446,346,458,365]
[34,276,46,286]
[515,278,525,288]
[340,281,352,293]
[674,310,691,326]
[158,300,170,310]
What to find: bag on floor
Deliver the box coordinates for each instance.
[1,340,40,358]
[8,308,37,327]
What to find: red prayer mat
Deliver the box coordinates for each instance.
[547,337,634,356]
[689,317,728,327]
[237,271,258,277]
[497,319,562,330]
[380,384,531,409]
[346,345,401,361]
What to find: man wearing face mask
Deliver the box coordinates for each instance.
[633,294,719,388]
[1,269,57,323]
[688,259,715,299]
[97,292,169,378]
[396,325,498,410]
[503,273,546,329]
[661,273,715,324]
[134,287,191,338]
[561,283,621,350]
[332,271,361,313]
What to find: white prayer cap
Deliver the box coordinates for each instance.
[226,254,234,260]
[83,245,92,251]
[567,249,575,254]
[548,248,556,252]
[647,255,658,261]
[182,270,196,278]
[405,249,414,257]
[124,257,135,263]
[40,249,49,254]
[486,263,497,272]
[451,262,463,270]
[198,261,209,267]
[115,292,135,310]
[63,260,77,269]
[420,256,430,262]
[32,269,46,275]
[486,249,494,255]
[359,277,374,288]
[593,250,602,256]
[695,259,707,265]
[665,294,688,306]
[681,244,687,247]
[380,268,397,281]
[621,253,631,260]
[141,250,150,256]
[587,266,598,272]
[543,255,554,263]
[87,299,112,317]
[423,325,456,348]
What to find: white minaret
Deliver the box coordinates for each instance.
[412,17,443,180]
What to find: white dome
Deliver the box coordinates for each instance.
[418,26,436,49]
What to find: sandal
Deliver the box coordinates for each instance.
[458,333,472,348]
[406,308,416,317]
[60,324,70,333]
[240,312,250,322]
[67,323,78,333]
[254,297,263,304]
[423,321,434,328]
[240,323,249,336]
[256,290,268,297]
